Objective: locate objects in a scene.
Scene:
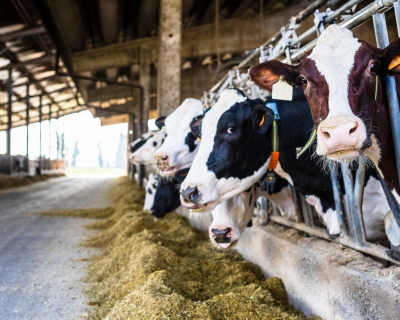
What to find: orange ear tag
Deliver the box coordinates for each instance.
[259,114,265,127]
[389,56,400,71]
[196,137,201,142]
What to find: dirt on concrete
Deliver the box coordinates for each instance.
[0,173,65,190]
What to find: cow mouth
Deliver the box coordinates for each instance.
[160,166,177,175]
[215,239,238,249]
[189,203,209,213]
[327,149,360,160]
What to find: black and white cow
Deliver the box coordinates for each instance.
[130,129,167,165]
[153,98,205,176]
[144,173,158,211]
[180,88,390,239]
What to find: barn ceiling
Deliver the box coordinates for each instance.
[0,0,356,131]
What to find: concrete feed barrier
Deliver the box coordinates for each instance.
[235,224,400,320]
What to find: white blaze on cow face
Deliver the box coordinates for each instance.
[143,173,158,211]
[154,98,204,176]
[130,130,167,165]
[308,25,368,161]
[181,89,270,211]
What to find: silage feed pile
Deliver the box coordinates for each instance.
[41,177,319,319]
[0,173,65,190]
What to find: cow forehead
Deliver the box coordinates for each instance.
[165,98,204,133]
[308,25,361,117]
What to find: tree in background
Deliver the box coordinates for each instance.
[71,141,80,167]
[115,133,127,168]
[98,143,104,168]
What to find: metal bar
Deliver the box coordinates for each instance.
[373,12,400,185]
[394,1,400,36]
[353,166,367,243]
[7,69,12,156]
[0,26,46,42]
[300,195,315,227]
[26,84,29,157]
[269,215,400,264]
[48,104,51,160]
[39,95,42,175]
[291,187,304,223]
[0,55,55,70]
[329,162,348,237]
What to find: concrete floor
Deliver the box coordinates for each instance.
[0,175,116,320]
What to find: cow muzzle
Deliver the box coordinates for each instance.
[317,115,367,160]
[209,227,237,249]
[180,186,210,212]
[154,153,177,175]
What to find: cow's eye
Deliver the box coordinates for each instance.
[152,141,157,147]
[368,63,376,74]
[227,127,237,134]
[301,77,308,85]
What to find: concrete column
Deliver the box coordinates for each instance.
[38,96,42,175]
[7,69,12,156]
[157,0,182,116]
[48,104,51,160]
[140,46,151,132]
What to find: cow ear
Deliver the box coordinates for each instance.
[252,105,274,134]
[249,61,299,91]
[189,114,204,140]
[380,38,400,74]
[155,116,166,129]
[174,168,190,184]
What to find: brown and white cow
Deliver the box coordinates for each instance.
[250,25,400,202]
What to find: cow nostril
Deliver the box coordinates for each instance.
[349,126,357,134]
[162,155,169,161]
[323,131,330,138]
[189,188,198,203]
[211,227,233,242]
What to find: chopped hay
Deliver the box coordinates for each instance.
[36,207,115,219]
[39,176,320,319]
[0,173,65,190]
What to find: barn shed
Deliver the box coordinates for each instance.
[1,0,400,319]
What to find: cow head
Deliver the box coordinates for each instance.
[209,185,256,249]
[180,88,274,212]
[250,25,400,168]
[129,130,167,165]
[154,98,205,176]
[150,176,181,218]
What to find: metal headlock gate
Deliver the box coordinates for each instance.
[203,0,400,263]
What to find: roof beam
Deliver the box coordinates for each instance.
[0,26,46,42]
[72,4,309,73]
[0,55,55,70]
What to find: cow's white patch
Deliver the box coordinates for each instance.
[274,162,293,185]
[306,194,339,235]
[261,185,296,221]
[309,25,361,118]
[155,98,204,173]
[143,173,158,211]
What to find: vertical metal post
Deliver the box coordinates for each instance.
[26,84,29,157]
[38,95,42,175]
[48,104,51,161]
[394,1,400,36]
[353,166,367,243]
[56,111,59,159]
[7,69,12,174]
[329,162,348,237]
[373,13,400,184]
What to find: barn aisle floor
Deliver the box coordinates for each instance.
[0,175,117,320]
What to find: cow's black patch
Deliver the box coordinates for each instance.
[184,132,197,153]
[152,183,157,189]
[130,134,153,153]
[147,188,153,195]
[246,219,253,227]
[151,177,181,218]
[206,88,335,213]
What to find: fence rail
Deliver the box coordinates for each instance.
[204,0,400,263]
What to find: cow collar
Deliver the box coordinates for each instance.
[260,101,280,194]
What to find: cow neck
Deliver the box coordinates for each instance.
[273,95,335,212]
[260,101,280,194]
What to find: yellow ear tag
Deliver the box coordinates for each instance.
[272,76,293,101]
[259,114,265,127]
[196,137,201,142]
[389,56,400,71]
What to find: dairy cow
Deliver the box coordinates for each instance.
[249,25,400,202]
[130,129,167,165]
[180,88,391,238]
[143,173,158,211]
[153,98,205,176]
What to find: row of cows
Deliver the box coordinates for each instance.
[130,25,400,251]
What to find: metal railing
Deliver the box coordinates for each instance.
[203,0,400,263]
